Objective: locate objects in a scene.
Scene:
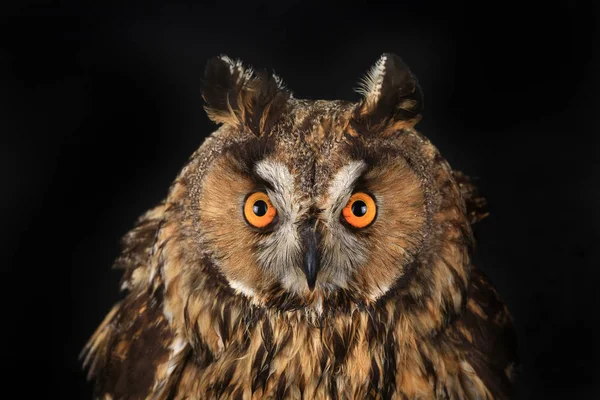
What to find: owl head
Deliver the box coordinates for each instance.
[155,54,472,325]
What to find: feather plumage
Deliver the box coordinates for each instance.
[82,53,519,399]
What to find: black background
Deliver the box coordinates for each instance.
[3,1,598,398]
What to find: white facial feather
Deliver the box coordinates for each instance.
[254,160,300,222]
[323,160,367,223]
[228,279,257,300]
[319,161,370,290]
[254,161,305,289]
[251,160,377,296]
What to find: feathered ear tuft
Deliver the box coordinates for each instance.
[201,55,291,136]
[351,53,423,136]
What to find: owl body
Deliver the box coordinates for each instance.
[82,54,518,399]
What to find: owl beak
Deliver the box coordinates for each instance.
[301,220,320,291]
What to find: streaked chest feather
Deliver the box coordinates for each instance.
[170,308,489,400]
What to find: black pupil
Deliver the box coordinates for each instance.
[351,200,367,217]
[253,200,268,217]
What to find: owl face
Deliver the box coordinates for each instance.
[167,54,459,313]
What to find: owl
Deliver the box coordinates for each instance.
[81,53,519,399]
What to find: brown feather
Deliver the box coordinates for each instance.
[82,54,518,399]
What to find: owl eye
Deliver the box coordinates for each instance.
[342,192,377,228]
[244,192,277,228]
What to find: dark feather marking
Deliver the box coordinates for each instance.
[381,332,397,400]
[232,388,244,400]
[322,288,360,315]
[263,282,305,311]
[156,348,192,400]
[452,170,489,225]
[113,204,165,287]
[437,176,455,202]
[201,55,290,136]
[369,357,381,394]
[95,289,173,399]
[222,134,277,177]
[252,319,275,392]
[298,377,306,398]
[183,294,214,370]
[201,55,242,113]
[211,362,237,396]
[456,269,520,399]
[329,376,339,400]
[199,255,235,296]
[418,343,437,395]
[251,344,266,381]
[219,304,231,345]
[440,254,469,300]
[442,386,450,399]
[276,374,288,399]
[314,324,331,393]
[331,330,349,374]
[351,53,423,136]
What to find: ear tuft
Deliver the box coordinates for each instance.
[354,54,389,108]
[351,53,423,136]
[201,55,290,136]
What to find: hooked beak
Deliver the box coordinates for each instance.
[301,219,320,291]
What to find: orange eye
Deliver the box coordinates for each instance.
[243,192,277,228]
[342,192,377,228]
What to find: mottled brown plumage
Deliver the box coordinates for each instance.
[81,53,519,399]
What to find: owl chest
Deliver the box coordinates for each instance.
[173,323,471,400]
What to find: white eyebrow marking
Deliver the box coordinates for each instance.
[254,160,294,195]
[323,160,367,222]
[253,160,303,222]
